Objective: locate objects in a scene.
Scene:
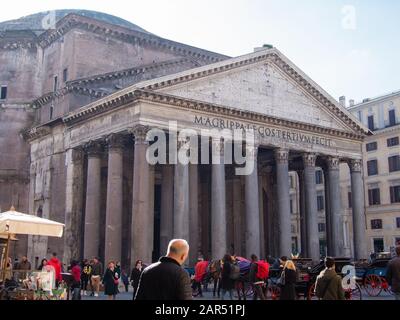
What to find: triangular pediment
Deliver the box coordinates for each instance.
[64,48,369,135]
[160,62,351,131]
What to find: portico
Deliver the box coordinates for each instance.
[26,47,370,267]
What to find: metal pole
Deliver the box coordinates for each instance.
[2,233,10,282]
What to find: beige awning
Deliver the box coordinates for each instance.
[0,207,64,237]
[0,233,18,241]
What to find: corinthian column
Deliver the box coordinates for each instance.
[173,139,190,242]
[130,125,153,264]
[275,148,291,257]
[64,148,84,266]
[83,141,103,259]
[245,145,260,258]
[327,156,344,257]
[211,138,227,260]
[302,153,320,262]
[189,164,199,265]
[349,159,367,260]
[160,165,174,255]
[105,134,125,264]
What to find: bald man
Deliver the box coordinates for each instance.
[135,239,192,300]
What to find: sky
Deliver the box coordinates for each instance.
[0,0,399,105]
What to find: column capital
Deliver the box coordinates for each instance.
[327,156,340,170]
[211,137,224,156]
[348,159,362,173]
[274,148,289,164]
[302,152,317,167]
[106,133,126,151]
[84,140,103,157]
[177,136,190,149]
[129,125,150,144]
[71,147,84,163]
[245,143,259,158]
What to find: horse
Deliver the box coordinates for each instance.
[208,260,222,297]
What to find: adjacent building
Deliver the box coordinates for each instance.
[342,92,400,255]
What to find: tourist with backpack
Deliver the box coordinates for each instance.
[249,254,269,300]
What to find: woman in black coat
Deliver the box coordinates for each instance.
[103,261,119,300]
[279,260,297,300]
[130,260,143,299]
[220,254,234,300]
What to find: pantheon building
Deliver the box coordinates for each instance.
[0,10,370,268]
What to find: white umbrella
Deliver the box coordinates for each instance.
[0,206,65,281]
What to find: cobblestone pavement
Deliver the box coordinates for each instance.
[81,286,396,301]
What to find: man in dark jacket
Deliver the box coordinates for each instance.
[387,245,400,300]
[135,239,192,300]
[315,257,345,300]
[249,254,266,300]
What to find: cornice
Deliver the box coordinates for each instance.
[0,30,39,50]
[22,125,51,142]
[37,13,227,62]
[69,57,199,86]
[367,124,400,136]
[31,86,107,109]
[30,58,198,108]
[62,89,365,141]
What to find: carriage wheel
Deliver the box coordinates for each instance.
[364,275,383,297]
[245,284,254,298]
[269,285,280,300]
[307,283,319,300]
[345,283,362,300]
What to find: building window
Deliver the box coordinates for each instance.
[291,225,296,234]
[367,160,378,176]
[50,105,54,120]
[387,137,399,147]
[388,155,400,172]
[37,206,43,218]
[371,219,383,230]
[390,186,400,203]
[389,109,396,127]
[317,194,324,211]
[0,86,7,100]
[373,238,384,253]
[366,142,378,152]
[53,76,58,91]
[348,192,352,208]
[63,68,68,82]
[289,175,294,188]
[368,115,375,130]
[292,237,298,254]
[357,110,362,121]
[396,217,400,229]
[318,223,326,232]
[319,240,327,257]
[368,188,381,205]
[395,237,400,246]
[315,170,323,184]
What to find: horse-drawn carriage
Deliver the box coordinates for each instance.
[267,257,362,300]
[355,252,393,297]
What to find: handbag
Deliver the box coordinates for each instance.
[277,270,286,286]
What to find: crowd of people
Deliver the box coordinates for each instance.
[3,242,400,301]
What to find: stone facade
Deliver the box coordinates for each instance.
[341,92,400,255]
[1,10,370,268]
